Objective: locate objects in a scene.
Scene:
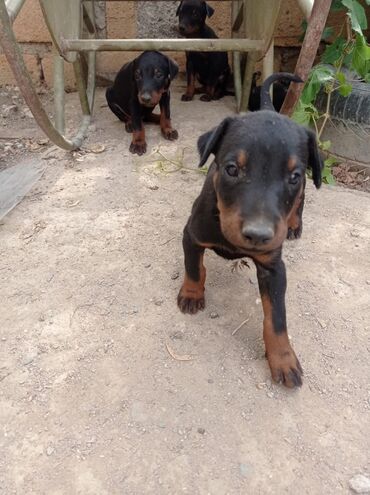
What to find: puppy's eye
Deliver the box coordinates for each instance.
[288,170,301,185]
[225,164,239,177]
[135,70,142,80]
[154,71,163,79]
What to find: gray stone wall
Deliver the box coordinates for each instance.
[137,1,179,38]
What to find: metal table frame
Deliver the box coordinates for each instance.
[1,0,319,150]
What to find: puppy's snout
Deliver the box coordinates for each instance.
[140,92,152,104]
[242,222,274,245]
[179,24,186,34]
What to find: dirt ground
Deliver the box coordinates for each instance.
[1,83,370,495]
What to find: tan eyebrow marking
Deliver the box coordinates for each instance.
[236,150,248,169]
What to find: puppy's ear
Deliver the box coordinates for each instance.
[176,1,183,16]
[197,117,232,167]
[306,129,323,188]
[205,2,215,17]
[167,57,179,80]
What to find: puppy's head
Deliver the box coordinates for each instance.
[198,112,322,253]
[133,51,178,107]
[176,0,214,36]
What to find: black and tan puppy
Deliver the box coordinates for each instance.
[177,73,322,388]
[176,0,231,101]
[249,71,294,112]
[106,51,179,155]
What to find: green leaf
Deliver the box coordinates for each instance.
[320,140,331,151]
[324,157,338,167]
[341,0,367,34]
[322,158,337,185]
[338,83,352,96]
[322,37,347,64]
[292,100,320,126]
[331,0,345,11]
[300,65,334,105]
[351,34,370,78]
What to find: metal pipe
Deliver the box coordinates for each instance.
[62,38,264,53]
[239,51,257,112]
[280,0,332,116]
[262,43,274,99]
[296,0,314,20]
[5,0,26,23]
[53,52,65,134]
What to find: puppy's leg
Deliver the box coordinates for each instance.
[159,92,178,141]
[255,257,303,388]
[106,87,130,123]
[178,228,206,314]
[200,85,215,102]
[182,56,196,101]
[129,99,146,155]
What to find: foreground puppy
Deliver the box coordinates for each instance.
[106,51,179,155]
[176,0,231,101]
[177,73,322,388]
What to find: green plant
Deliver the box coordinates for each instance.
[292,0,370,184]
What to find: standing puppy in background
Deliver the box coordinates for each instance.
[176,0,231,102]
[106,51,179,155]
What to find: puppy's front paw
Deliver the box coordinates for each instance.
[162,128,179,141]
[267,347,303,388]
[181,94,193,102]
[125,122,133,133]
[287,224,302,240]
[177,293,205,314]
[129,141,147,155]
[200,94,212,102]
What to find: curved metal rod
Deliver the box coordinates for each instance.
[0,0,95,151]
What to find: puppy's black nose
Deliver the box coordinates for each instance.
[140,93,152,104]
[242,223,274,245]
[179,24,186,34]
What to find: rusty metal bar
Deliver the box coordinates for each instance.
[53,52,65,134]
[280,0,332,116]
[62,37,265,53]
[0,0,93,150]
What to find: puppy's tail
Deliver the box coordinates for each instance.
[260,73,303,111]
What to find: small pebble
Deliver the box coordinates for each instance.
[197,427,205,435]
[46,446,55,456]
[349,474,370,494]
[22,350,38,366]
[171,271,179,280]
[209,312,219,319]
[317,319,327,329]
[144,263,151,268]
[239,463,253,478]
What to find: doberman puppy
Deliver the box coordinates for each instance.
[177,73,323,388]
[176,0,231,102]
[249,71,293,112]
[106,51,179,155]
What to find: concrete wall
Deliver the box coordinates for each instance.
[0,0,351,89]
